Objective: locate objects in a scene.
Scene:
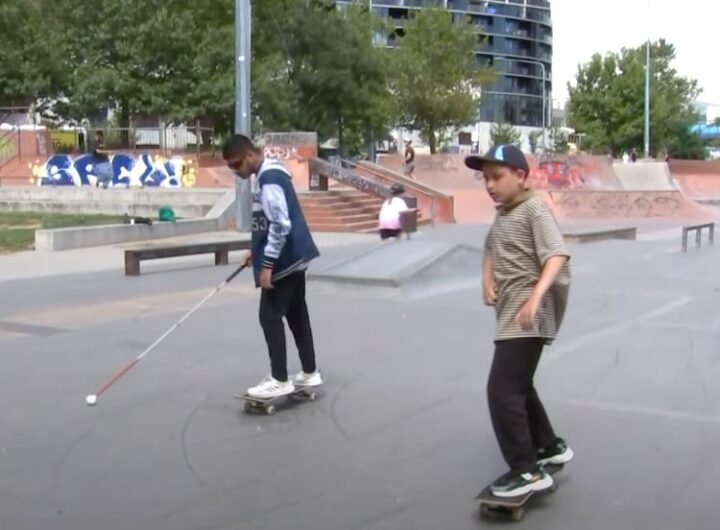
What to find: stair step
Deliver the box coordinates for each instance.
[299,196,383,207]
[305,212,376,222]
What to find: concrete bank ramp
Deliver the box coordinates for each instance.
[308,239,482,299]
[613,162,674,191]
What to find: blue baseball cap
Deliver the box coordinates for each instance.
[465,144,529,174]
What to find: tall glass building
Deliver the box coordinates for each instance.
[336,0,552,129]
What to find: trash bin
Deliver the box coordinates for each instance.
[400,195,417,234]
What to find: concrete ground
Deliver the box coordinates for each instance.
[1,222,719,530]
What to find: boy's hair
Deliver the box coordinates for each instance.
[223,134,258,161]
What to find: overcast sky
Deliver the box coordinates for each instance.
[552,0,717,106]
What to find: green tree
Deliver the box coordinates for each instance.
[490,122,521,147]
[392,8,493,153]
[568,39,703,159]
[551,127,569,153]
[252,0,396,156]
[0,0,64,107]
[528,130,542,154]
[51,0,235,136]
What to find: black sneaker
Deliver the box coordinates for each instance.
[537,437,574,466]
[490,468,554,498]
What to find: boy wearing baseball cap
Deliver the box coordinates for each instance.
[465,144,574,498]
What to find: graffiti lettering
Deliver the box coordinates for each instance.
[264,132,317,146]
[529,160,584,189]
[549,191,684,218]
[264,145,299,161]
[34,153,197,188]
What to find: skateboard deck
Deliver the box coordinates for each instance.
[476,463,563,522]
[235,385,320,415]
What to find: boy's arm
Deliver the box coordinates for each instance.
[482,227,496,305]
[259,182,292,270]
[516,256,567,329]
[516,205,570,328]
[531,256,567,300]
[482,255,496,305]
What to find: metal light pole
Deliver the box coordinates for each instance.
[644,40,651,159]
[235,0,252,232]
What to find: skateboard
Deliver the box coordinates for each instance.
[476,463,563,522]
[235,385,320,415]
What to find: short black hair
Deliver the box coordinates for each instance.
[223,134,257,160]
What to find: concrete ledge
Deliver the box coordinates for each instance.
[562,227,637,244]
[204,189,237,230]
[35,218,220,251]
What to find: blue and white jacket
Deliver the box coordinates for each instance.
[250,159,320,287]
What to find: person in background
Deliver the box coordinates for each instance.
[403,140,415,179]
[91,131,113,189]
[378,184,412,241]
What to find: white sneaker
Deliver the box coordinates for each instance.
[247,376,295,398]
[291,370,323,387]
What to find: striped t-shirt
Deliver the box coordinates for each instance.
[484,190,571,343]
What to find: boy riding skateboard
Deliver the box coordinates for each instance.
[465,145,574,498]
[224,134,323,399]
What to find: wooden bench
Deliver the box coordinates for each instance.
[124,239,251,276]
[682,223,715,252]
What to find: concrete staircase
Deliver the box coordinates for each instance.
[299,189,426,233]
[299,190,386,232]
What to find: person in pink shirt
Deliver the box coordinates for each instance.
[378,184,410,240]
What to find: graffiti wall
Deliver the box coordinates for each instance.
[378,153,623,191]
[263,132,318,190]
[32,153,198,188]
[545,190,711,220]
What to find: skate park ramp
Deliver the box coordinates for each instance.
[308,239,482,299]
[612,161,675,190]
[543,189,718,221]
[669,159,720,204]
[378,154,720,223]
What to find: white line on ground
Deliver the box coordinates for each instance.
[552,397,720,425]
[544,297,695,364]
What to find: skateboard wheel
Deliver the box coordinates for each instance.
[479,504,489,517]
[511,507,524,522]
[265,405,276,415]
[244,402,253,413]
[308,392,317,401]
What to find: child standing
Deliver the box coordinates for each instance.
[378,184,410,241]
[465,145,574,498]
[223,134,323,398]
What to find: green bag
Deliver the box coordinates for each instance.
[158,205,176,222]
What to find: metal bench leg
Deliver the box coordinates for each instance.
[125,254,140,276]
[682,230,688,252]
[711,224,715,246]
[215,250,229,266]
[696,228,702,249]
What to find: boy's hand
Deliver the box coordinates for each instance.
[483,279,497,306]
[515,295,540,330]
[241,250,252,267]
[260,267,273,289]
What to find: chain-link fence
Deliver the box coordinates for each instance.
[51,124,219,157]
